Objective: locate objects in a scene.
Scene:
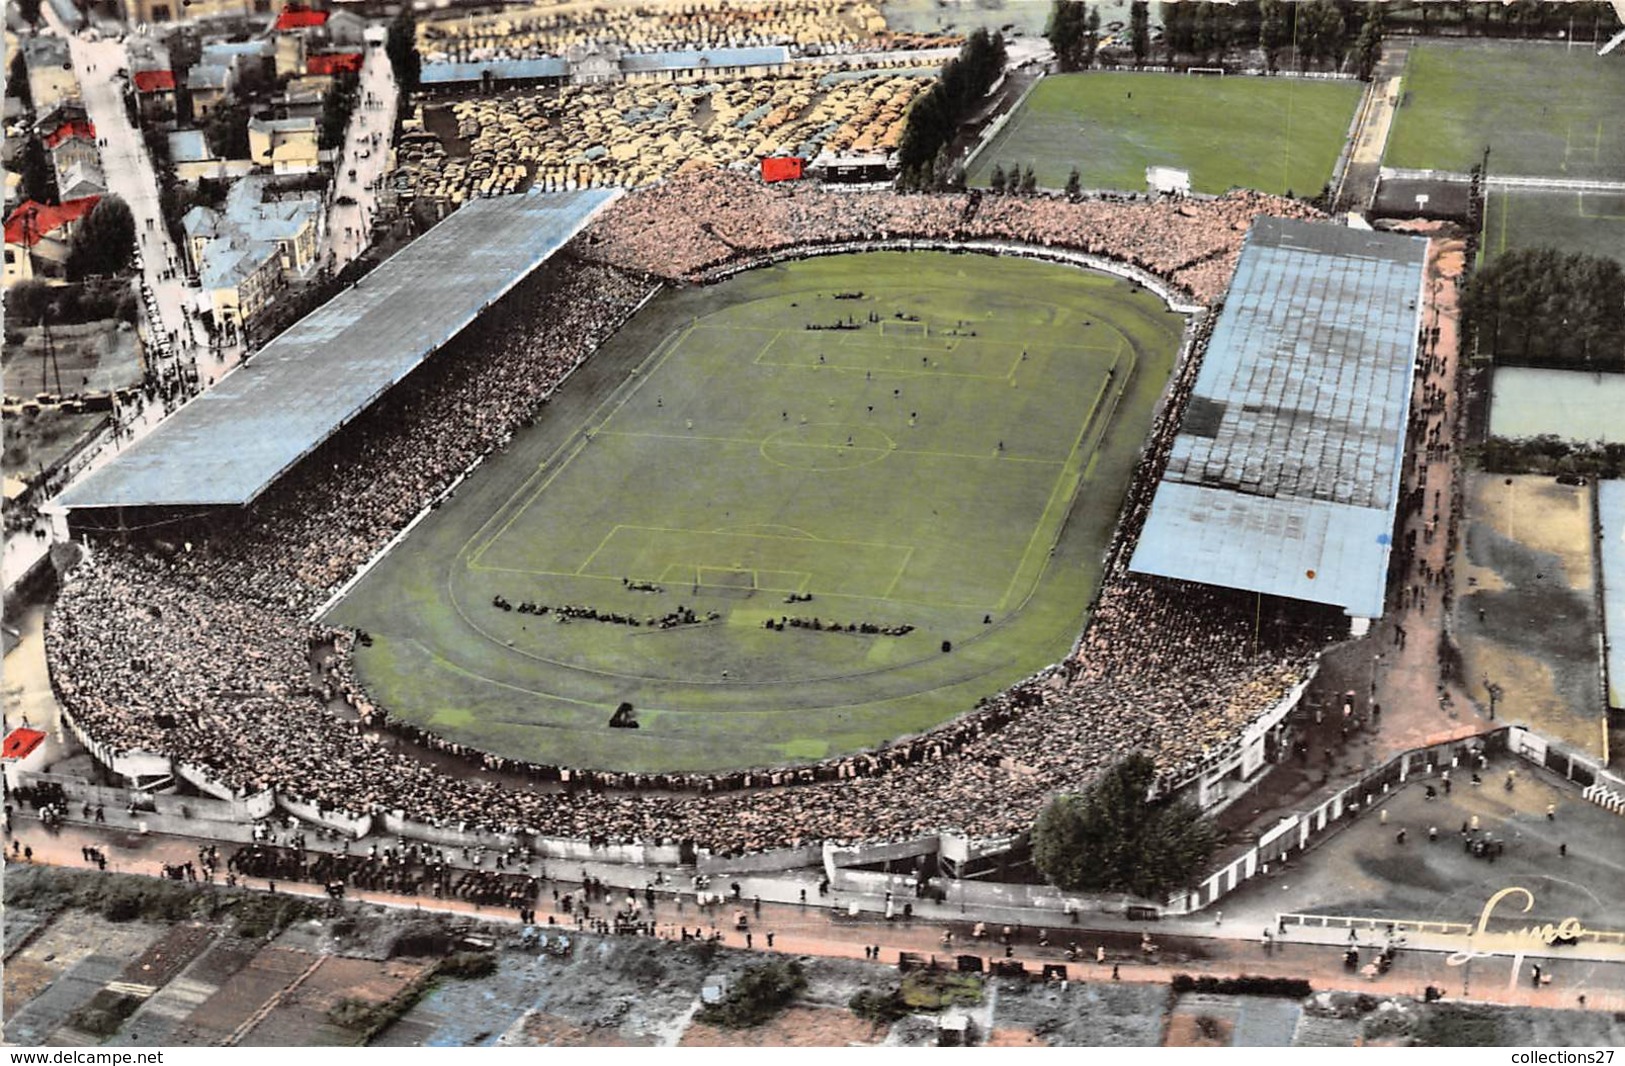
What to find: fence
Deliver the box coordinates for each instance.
[1166,728,1512,915]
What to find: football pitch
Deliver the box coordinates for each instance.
[1385,40,1625,180]
[965,71,1360,196]
[326,252,1186,772]
[1483,188,1625,267]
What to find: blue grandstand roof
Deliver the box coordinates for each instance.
[418,45,788,85]
[1600,480,1625,710]
[618,46,789,73]
[55,188,620,511]
[419,56,569,84]
[1129,218,1428,619]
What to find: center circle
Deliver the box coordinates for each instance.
[760,422,896,470]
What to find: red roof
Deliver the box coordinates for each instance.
[761,156,805,183]
[307,52,363,75]
[275,4,328,29]
[2,728,47,760]
[133,69,177,93]
[4,197,101,246]
[42,119,96,149]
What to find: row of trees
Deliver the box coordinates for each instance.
[894,28,1006,191]
[1463,248,1625,373]
[1049,0,1385,78]
[1475,437,1625,481]
[386,10,422,96]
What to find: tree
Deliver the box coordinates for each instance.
[386,10,421,95]
[1020,164,1037,194]
[698,961,806,1029]
[1032,754,1218,899]
[1130,1,1150,65]
[1353,9,1384,81]
[1259,0,1290,72]
[988,164,1006,194]
[8,51,33,112]
[1065,166,1082,199]
[1046,0,1085,71]
[17,0,43,30]
[19,134,56,204]
[66,195,137,281]
[203,102,249,160]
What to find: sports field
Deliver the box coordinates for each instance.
[326,252,1185,772]
[1483,188,1625,267]
[1385,41,1625,180]
[965,71,1360,196]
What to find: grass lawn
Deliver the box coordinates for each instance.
[1385,40,1625,180]
[326,251,1185,772]
[1483,188,1625,267]
[966,71,1360,196]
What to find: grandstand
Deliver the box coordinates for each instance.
[1129,218,1428,623]
[53,189,618,519]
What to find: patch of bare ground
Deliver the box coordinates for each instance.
[680,1005,883,1047]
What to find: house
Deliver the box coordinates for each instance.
[306,52,362,77]
[246,114,318,174]
[186,64,236,118]
[56,160,105,200]
[181,175,322,324]
[120,0,275,25]
[274,29,306,77]
[3,195,100,285]
[168,126,252,181]
[132,68,179,121]
[324,9,367,48]
[37,102,101,194]
[272,2,327,31]
[20,36,79,112]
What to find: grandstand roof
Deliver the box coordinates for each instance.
[1600,480,1625,711]
[55,188,620,512]
[1129,217,1428,619]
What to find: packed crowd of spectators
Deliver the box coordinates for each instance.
[577,171,1324,305]
[45,179,1339,855]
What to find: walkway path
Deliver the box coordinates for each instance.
[1334,42,1407,214]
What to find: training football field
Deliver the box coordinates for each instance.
[327,252,1185,772]
[1385,40,1625,180]
[1483,188,1625,267]
[966,71,1360,196]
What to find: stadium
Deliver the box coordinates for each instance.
[40,173,1427,869]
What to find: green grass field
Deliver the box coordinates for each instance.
[1483,188,1625,267]
[326,252,1185,772]
[1385,41,1625,180]
[966,71,1360,196]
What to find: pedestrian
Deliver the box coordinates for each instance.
[1546,804,1555,821]
[1096,945,1106,964]
[766,931,775,948]
[1111,964,1120,980]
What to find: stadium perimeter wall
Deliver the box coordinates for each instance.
[17,725,1621,917]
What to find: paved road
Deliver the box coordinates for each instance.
[324,39,399,274]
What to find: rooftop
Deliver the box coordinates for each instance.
[3,196,100,246]
[1129,217,1428,619]
[56,189,620,512]
[133,68,177,93]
